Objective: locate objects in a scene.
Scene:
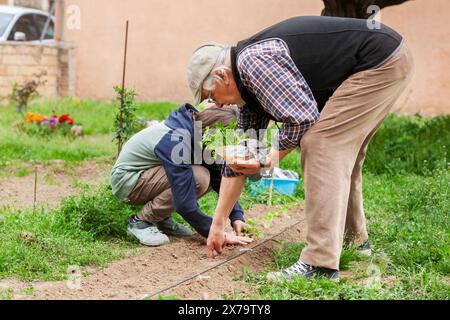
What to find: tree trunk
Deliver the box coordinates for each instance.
[321,0,411,19]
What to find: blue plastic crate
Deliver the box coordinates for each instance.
[249,177,300,196]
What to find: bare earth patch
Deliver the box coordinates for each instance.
[0,160,111,210]
[4,204,307,300]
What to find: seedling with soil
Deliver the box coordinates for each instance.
[202,119,270,166]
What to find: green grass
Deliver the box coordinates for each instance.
[0,99,448,300]
[363,171,449,275]
[227,114,450,300]
[364,114,449,175]
[241,269,449,300]
[0,288,14,300]
[270,114,450,177]
[14,167,32,177]
[235,170,449,300]
[0,184,141,281]
[0,98,178,168]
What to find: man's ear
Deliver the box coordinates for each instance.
[212,68,230,85]
[223,70,231,85]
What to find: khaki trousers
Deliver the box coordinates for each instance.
[127,165,211,223]
[299,42,414,270]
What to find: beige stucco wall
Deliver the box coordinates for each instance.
[60,0,450,115]
[381,0,450,115]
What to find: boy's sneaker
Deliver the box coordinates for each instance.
[127,219,170,246]
[267,261,339,282]
[357,240,372,256]
[156,217,193,237]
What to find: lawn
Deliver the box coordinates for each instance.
[0,98,178,169]
[238,114,450,300]
[0,98,448,299]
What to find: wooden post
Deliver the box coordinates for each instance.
[117,20,129,157]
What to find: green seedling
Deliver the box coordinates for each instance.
[241,218,264,239]
[262,211,279,229]
[202,119,249,159]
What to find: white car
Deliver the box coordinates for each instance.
[0,5,55,43]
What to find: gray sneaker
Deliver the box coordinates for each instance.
[127,220,170,246]
[267,261,339,282]
[156,217,193,237]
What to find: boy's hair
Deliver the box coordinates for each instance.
[195,105,239,132]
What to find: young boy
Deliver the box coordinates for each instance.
[110,104,252,247]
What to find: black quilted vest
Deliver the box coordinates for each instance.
[231,16,403,118]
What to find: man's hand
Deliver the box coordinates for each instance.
[228,158,270,175]
[231,220,249,236]
[228,148,295,175]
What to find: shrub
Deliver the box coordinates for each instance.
[55,184,139,240]
[8,71,47,113]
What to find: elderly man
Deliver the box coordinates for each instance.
[187,16,413,280]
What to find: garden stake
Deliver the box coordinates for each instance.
[268,174,275,206]
[117,20,129,157]
[33,166,37,213]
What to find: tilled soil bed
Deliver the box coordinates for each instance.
[5,204,306,300]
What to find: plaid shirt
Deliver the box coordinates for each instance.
[223,39,319,177]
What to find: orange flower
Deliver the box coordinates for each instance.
[26,112,45,123]
[26,112,34,122]
[34,114,44,123]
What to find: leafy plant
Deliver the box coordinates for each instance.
[262,211,279,229]
[241,218,264,239]
[241,211,281,239]
[55,184,137,239]
[113,86,139,155]
[8,71,47,113]
[202,119,248,158]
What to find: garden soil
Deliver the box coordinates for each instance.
[0,160,110,210]
[0,161,308,299]
[4,204,307,300]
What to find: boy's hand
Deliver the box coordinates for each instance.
[207,224,226,259]
[224,232,253,246]
[231,220,249,236]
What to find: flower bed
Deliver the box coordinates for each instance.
[20,112,79,137]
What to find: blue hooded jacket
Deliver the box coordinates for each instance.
[135,103,244,237]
